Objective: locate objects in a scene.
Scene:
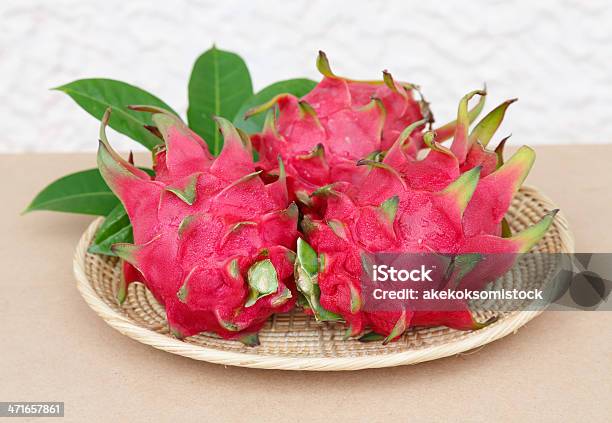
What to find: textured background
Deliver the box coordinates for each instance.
[2,0,611,152]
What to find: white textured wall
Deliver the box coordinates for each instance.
[2,0,611,152]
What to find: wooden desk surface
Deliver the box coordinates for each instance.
[1,146,610,422]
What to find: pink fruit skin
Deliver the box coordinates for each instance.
[96,50,550,345]
[251,73,426,201]
[295,94,551,340]
[98,110,298,340]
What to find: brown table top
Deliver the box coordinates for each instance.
[1,146,611,422]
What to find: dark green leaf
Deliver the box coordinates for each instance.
[233,78,317,134]
[54,79,176,150]
[24,169,118,215]
[187,46,253,155]
[88,203,133,256]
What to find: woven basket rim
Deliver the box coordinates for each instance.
[73,185,574,371]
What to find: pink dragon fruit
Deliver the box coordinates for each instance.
[293,94,557,342]
[97,107,298,344]
[248,51,428,203]
[249,52,490,208]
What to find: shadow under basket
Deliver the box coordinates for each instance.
[73,186,574,371]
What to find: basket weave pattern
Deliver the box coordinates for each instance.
[74,186,573,370]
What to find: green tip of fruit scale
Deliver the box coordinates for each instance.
[97,110,149,186]
[343,326,358,340]
[360,252,375,279]
[178,214,197,237]
[97,115,118,173]
[356,160,408,190]
[110,234,160,271]
[214,116,239,139]
[440,166,481,215]
[349,282,362,313]
[494,135,511,168]
[169,326,185,340]
[382,309,409,345]
[298,144,325,160]
[382,70,402,96]
[469,98,517,147]
[423,130,454,157]
[396,118,428,149]
[97,140,119,177]
[358,332,385,343]
[227,259,240,279]
[244,94,285,119]
[457,90,488,115]
[318,253,327,273]
[496,145,535,191]
[110,243,140,266]
[245,259,279,307]
[450,253,483,286]
[150,112,181,143]
[214,116,251,154]
[261,109,279,137]
[277,155,287,178]
[299,214,316,234]
[327,219,348,240]
[214,171,262,200]
[360,97,386,135]
[297,100,319,119]
[501,218,513,238]
[434,86,487,142]
[512,209,559,253]
[176,282,188,303]
[296,238,318,277]
[294,239,344,323]
[379,196,399,224]
[271,286,292,308]
[100,107,111,136]
[471,315,499,330]
[284,202,299,219]
[316,50,334,77]
[165,173,199,205]
[215,310,240,332]
[382,70,394,88]
[451,90,487,161]
[311,183,339,197]
[238,333,260,347]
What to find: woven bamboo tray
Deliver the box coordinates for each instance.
[73,186,574,371]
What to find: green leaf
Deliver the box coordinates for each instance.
[234,78,317,134]
[188,46,253,156]
[24,169,118,215]
[54,79,176,150]
[88,203,133,256]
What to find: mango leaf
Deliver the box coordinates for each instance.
[187,46,253,155]
[25,167,154,217]
[88,203,133,256]
[24,169,118,215]
[234,78,317,134]
[54,79,176,150]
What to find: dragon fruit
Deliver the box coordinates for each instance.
[249,52,429,203]
[97,107,298,344]
[249,52,491,208]
[293,93,557,343]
